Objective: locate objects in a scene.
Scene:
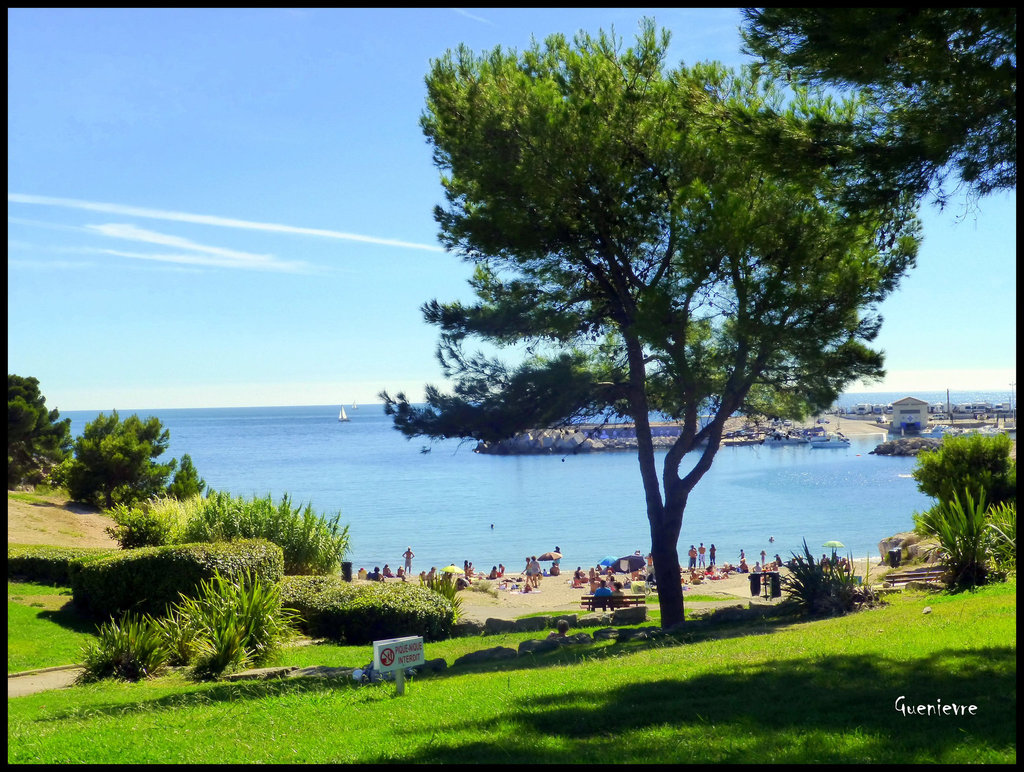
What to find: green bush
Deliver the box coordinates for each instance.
[172,571,300,679]
[420,571,463,619]
[105,502,176,548]
[912,433,1016,507]
[70,539,284,619]
[985,501,1016,574]
[7,543,118,585]
[915,488,991,589]
[78,612,170,683]
[180,491,349,575]
[781,540,872,615]
[281,576,456,644]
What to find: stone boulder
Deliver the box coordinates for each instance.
[518,638,560,656]
[611,605,647,625]
[512,616,551,633]
[578,612,612,627]
[559,632,593,645]
[452,620,485,637]
[453,646,517,667]
[878,532,916,559]
[483,618,517,635]
[592,627,620,641]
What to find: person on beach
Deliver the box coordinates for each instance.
[488,566,499,579]
[403,547,414,573]
[688,545,698,569]
[498,563,505,577]
[426,566,436,582]
[593,579,612,597]
[709,544,717,567]
[760,549,767,566]
[611,581,625,596]
[740,549,746,562]
[382,564,393,578]
[738,558,749,573]
[698,543,707,568]
[357,567,367,580]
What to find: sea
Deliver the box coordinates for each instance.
[61,389,1011,576]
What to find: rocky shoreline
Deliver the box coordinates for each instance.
[869,437,943,456]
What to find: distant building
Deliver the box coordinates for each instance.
[890,396,930,432]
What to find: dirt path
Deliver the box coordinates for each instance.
[8,490,119,548]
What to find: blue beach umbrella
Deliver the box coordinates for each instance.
[598,556,618,567]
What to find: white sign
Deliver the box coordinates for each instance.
[372,635,425,673]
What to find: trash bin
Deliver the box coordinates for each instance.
[769,572,782,598]
[887,548,901,568]
[748,572,761,597]
[342,561,353,582]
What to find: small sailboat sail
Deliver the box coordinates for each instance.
[338,407,350,422]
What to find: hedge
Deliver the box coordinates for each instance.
[281,576,456,644]
[70,539,284,619]
[7,543,119,585]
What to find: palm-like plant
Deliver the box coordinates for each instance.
[915,488,990,589]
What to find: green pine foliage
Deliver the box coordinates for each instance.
[7,374,72,487]
[60,410,177,509]
[166,453,206,500]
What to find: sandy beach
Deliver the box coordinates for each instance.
[428,557,889,622]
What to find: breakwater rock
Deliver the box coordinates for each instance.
[870,437,942,456]
[474,423,686,455]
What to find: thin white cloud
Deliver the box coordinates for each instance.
[99,248,306,272]
[8,193,444,252]
[451,8,494,25]
[85,223,289,268]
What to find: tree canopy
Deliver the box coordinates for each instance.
[61,410,177,509]
[912,433,1016,508]
[741,8,1016,206]
[381,22,919,626]
[8,374,71,487]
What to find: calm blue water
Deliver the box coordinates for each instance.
[59,389,1002,575]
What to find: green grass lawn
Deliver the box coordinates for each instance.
[7,578,1016,763]
[7,582,97,673]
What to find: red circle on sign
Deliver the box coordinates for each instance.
[380,648,395,666]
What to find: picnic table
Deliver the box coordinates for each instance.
[580,594,647,612]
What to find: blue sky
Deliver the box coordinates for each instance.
[8,8,1017,411]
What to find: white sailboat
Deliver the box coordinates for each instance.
[338,407,350,422]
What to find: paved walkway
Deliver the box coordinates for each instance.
[8,665,83,698]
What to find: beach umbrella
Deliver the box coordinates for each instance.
[822,540,845,549]
[598,556,618,567]
[440,564,464,574]
[537,551,562,561]
[616,554,646,573]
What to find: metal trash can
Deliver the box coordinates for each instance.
[341,561,353,582]
[769,572,782,598]
[749,573,761,597]
[887,548,901,569]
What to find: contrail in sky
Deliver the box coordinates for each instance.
[8,193,443,252]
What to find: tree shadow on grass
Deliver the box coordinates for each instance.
[395,646,1016,763]
[38,601,100,636]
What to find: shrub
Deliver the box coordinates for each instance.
[781,540,872,615]
[70,539,284,619]
[7,544,117,585]
[180,491,349,575]
[78,612,170,683]
[281,576,456,644]
[985,501,1016,574]
[420,571,463,619]
[105,502,174,548]
[912,433,1016,508]
[173,571,300,679]
[915,488,991,589]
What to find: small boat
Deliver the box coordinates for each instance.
[338,407,350,422]
[809,433,850,448]
[764,432,808,446]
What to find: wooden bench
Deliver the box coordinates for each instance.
[884,568,945,587]
[580,594,647,612]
